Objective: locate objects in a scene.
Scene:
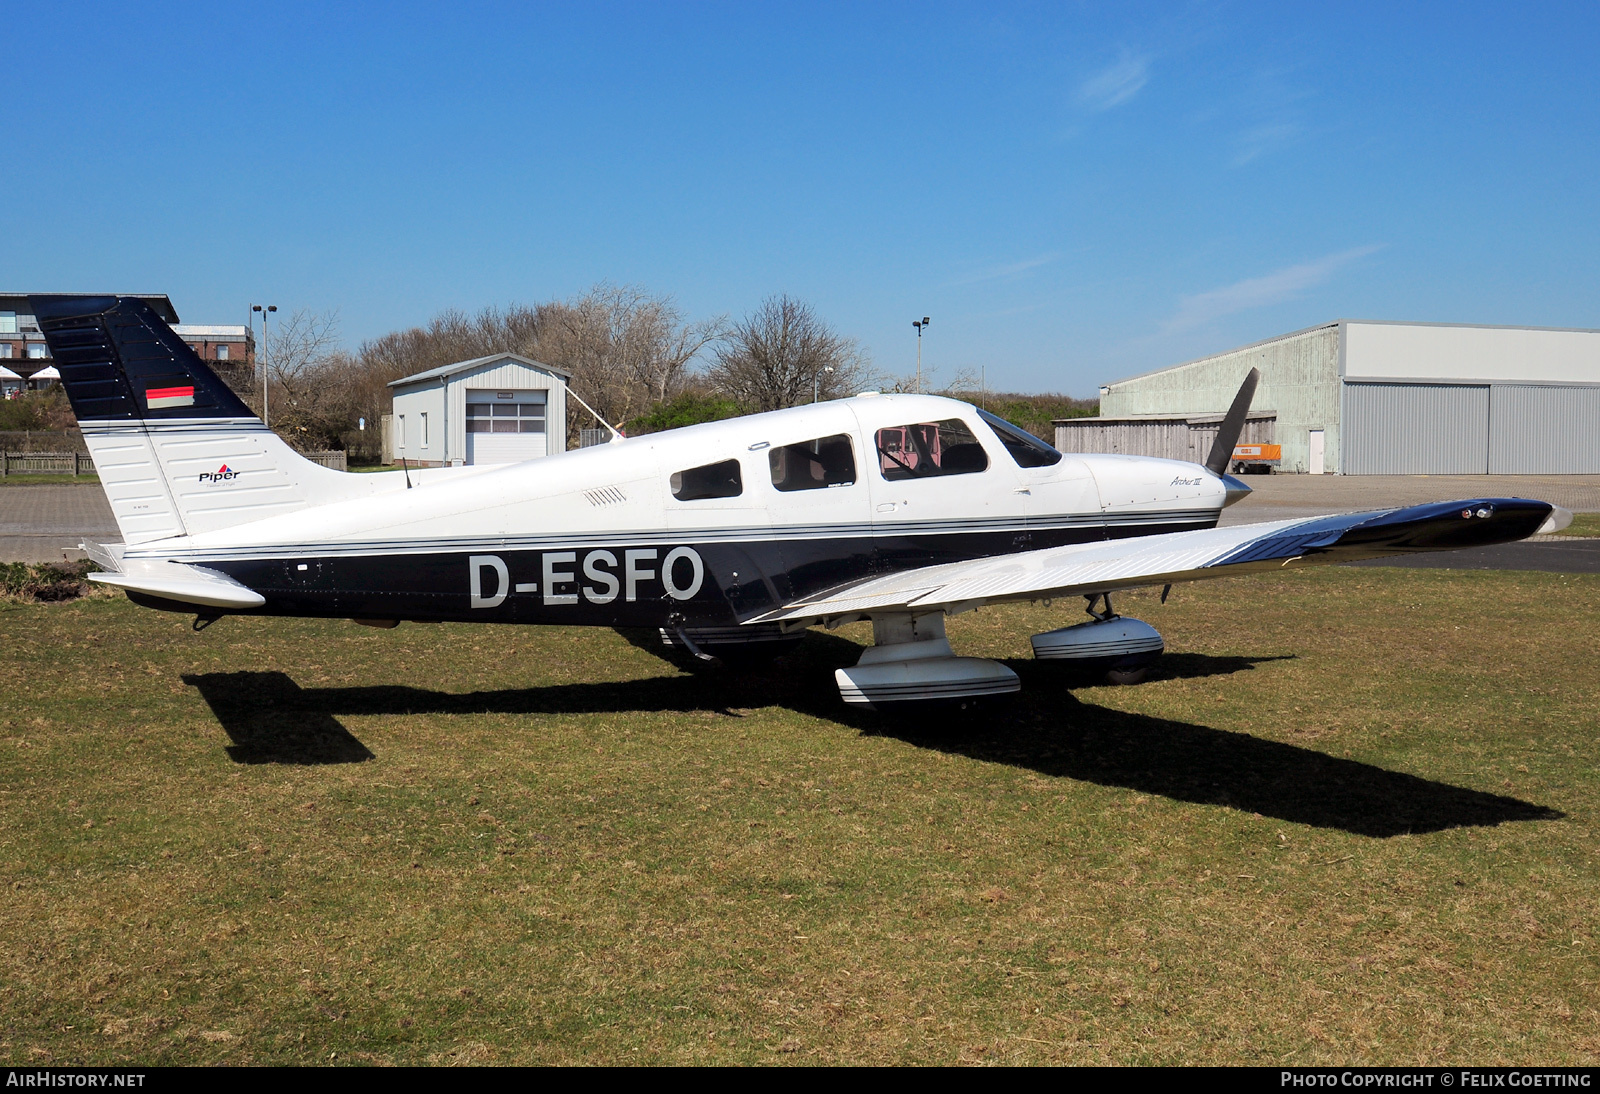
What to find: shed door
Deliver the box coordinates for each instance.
[465,390,547,465]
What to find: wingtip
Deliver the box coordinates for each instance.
[1534,505,1574,535]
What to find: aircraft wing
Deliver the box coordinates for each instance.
[752,497,1569,627]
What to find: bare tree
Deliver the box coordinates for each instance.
[355,304,543,386]
[534,284,725,435]
[708,295,870,412]
[261,309,354,450]
[337,287,722,453]
[882,363,980,397]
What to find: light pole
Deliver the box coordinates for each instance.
[252,304,276,427]
[813,365,834,403]
[912,316,930,393]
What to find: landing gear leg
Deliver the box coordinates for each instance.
[1084,591,1118,621]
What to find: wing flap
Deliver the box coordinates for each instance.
[90,558,265,609]
[756,497,1557,625]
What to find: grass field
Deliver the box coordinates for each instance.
[1,567,1597,1065]
[1554,513,1600,537]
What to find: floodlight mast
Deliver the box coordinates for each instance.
[813,365,834,403]
[251,303,276,427]
[912,316,930,393]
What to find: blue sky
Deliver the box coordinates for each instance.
[8,2,1598,394]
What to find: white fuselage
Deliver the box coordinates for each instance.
[133,394,1230,563]
[105,394,1235,630]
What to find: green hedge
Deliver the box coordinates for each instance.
[0,561,94,602]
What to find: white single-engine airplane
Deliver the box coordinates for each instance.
[36,295,1572,708]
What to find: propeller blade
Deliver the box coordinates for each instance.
[1204,367,1261,476]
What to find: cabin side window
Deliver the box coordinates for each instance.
[768,434,856,492]
[875,419,989,480]
[978,409,1063,468]
[671,458,743,501]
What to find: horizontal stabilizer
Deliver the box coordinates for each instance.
[90,559,266,610]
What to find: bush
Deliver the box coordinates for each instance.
[948,392,1098,443]
[0,389,78,432]
[628,392,745,435]
[0,561,94,602]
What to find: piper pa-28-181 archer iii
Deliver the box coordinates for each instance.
[35,295,1573,709]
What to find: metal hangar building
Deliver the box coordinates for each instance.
[387,353,571,467]
[1061,320,1600,475]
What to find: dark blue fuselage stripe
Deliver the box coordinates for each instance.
[163,517,1217,629]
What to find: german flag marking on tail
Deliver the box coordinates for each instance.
[145,385,195,409]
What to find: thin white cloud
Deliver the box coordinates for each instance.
[1163,245,1385,333]
[1076,54,1149,112]
[1232,122,1299,166]
[946,252,1061,287]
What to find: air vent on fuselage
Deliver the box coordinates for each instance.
[584,487,627,507]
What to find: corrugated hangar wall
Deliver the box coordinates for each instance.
[1489,385,1600,473]
[1344,382,1600,474]
[1097,323,1341,473]
[1093,320,1600,474]
[1055,415,1275,462]
[1343,383,1490,474]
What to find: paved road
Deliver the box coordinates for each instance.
[0,485,118,563]
[1347,538,1600,574]
[2,475,1597,572]
[1217,473,1600,527]
[1217,473,1600,574]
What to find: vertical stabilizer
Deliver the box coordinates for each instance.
[33,295,376,545]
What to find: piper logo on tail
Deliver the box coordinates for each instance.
[198,464,239,483]
[145,385,195,409]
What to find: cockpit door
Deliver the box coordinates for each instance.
[1017,455,1102,548]
[850,404,1030,569]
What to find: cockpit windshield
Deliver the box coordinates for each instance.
[978,409,1063,468]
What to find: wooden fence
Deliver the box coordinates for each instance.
[0,451,96,476]
[0,450,348,475]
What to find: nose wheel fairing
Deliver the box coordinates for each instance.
[1031,593,1164,684]
[1031,615,1165,675]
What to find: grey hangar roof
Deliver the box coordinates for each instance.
[389,352,572,388]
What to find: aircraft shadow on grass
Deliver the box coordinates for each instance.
[181,632,1560,839]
